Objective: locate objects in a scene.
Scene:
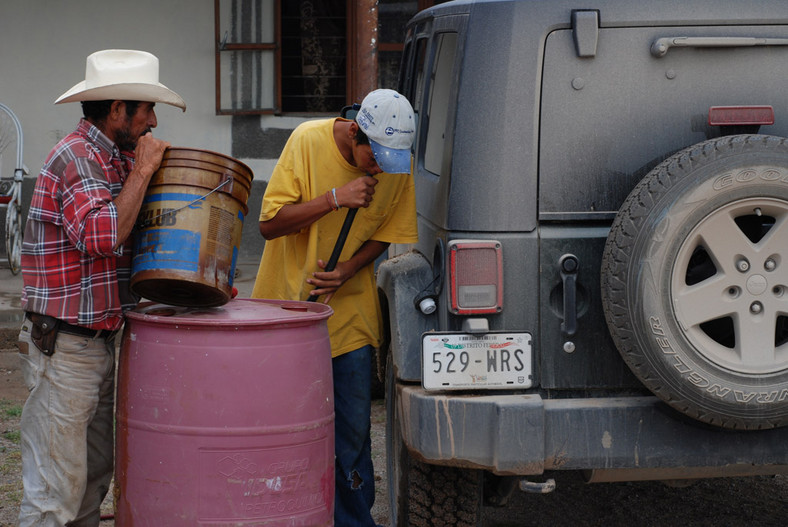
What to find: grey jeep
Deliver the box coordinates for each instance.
[375,0,788,524]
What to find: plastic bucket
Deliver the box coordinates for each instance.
[115,299,335,526]
[131,147,253,307]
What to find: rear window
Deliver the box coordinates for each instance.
[539,25,788,219]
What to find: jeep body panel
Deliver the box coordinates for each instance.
[379,2,788,518]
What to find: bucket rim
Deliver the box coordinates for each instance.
[162,147,253,182]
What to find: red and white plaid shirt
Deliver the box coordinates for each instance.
[21,119,138,331]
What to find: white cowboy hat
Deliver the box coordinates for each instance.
[55,49,186,111]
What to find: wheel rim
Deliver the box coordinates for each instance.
[671,197,788,375]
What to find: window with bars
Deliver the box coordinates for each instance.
[215,0,346,114]
[214,0,443,115]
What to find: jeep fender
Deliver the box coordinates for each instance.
[377,251,436,382]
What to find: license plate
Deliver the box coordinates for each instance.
[422,332,533,390]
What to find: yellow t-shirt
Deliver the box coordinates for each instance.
[251,118,418,357]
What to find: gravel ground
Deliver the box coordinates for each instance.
[2,330,787,526]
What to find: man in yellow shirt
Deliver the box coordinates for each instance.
[251,89,417,525]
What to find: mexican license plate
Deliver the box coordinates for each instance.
[422,332,533,390]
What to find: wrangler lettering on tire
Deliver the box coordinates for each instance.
[602,135,788,430]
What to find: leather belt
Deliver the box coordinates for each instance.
[25,312,117,340]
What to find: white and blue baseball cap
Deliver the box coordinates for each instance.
[356,89,415,174]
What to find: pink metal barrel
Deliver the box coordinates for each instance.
[115,299,335,526]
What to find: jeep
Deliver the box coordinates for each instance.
[375,1,788,524]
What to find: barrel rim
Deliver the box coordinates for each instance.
[125,298,334,325]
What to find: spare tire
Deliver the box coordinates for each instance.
[602,134,788,430]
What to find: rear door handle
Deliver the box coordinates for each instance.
[559,255,578,336]
[651,36,788,57]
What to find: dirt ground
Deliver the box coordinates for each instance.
[1,328,787,526]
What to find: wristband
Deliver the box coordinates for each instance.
[325,191,338,211]
[331,187,341,210]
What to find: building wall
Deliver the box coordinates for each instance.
[0,0,317,260]
[4,1,225,174]
[0,0,416,263]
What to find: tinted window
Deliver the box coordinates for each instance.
[424,32,457,176]
[402,39,427,119]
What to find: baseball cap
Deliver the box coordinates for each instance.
[356,89,415,174]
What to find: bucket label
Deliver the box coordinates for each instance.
[133,228,201,272]
[137,207,177,228]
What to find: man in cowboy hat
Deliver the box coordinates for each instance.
[17,49,185,526]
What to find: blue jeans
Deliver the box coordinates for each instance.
[333,345,377,527]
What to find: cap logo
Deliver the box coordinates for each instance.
[384,126,413,137]
[359,108,375,130]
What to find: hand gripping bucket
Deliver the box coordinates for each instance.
[131,148,253,307]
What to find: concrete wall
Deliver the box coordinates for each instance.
[0,0,319,262]
[1,1,228,175]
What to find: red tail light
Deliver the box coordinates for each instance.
[448,240,503,314]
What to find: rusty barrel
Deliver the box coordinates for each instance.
[115,299,335,526]
[131,147,253,307]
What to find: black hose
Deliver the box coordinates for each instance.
[307,207,358,302]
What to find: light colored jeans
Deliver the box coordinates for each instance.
[17,320,116,527]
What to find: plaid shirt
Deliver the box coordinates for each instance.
[21,119,139,331]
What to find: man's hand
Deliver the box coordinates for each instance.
[306,259,353,303]
[134,132,171,180]
[305,240,390,303]
[335,174,378,208]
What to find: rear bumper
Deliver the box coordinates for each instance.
[397,384,788,476]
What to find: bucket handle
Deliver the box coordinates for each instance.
[137,174,233,228]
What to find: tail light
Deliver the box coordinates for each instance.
[448,240,503,314]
